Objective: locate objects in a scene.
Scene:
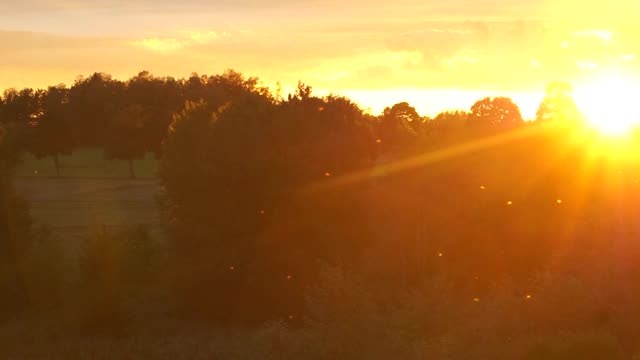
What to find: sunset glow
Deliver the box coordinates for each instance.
[6,1,640,357]
[1,1,639,117]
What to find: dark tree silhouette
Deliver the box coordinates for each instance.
[0,88,38,124]
[28,85,74,177]
[470,96,523,129]
[125,71,182,156]
[378,102,421,154]
[427,110,469,137]
[104,104,148,179]
[68,73,125,147]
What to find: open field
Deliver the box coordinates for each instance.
[16,148,158,179]
[14,149,161,238]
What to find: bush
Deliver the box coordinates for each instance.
[18,226,71,312]
[524,332,624,360]
[73,224,164,336]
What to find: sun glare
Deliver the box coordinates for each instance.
[574,74,640,136]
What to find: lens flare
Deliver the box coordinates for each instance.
[574,74,640,136]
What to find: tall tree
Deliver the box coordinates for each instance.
[104,104,148,179]
[160,84,376,323]
[125,71,182,156]
[28,85,74,177]
[68,73,125,147]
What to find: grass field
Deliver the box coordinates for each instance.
[14,148,161,238]
[16,148,159,179]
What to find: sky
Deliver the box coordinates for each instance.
[1,0,640,118]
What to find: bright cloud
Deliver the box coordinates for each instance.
[131,38,187,52]
[131,30,228,53]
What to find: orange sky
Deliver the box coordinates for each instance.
[1,0,639,118]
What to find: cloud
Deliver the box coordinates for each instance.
[131,38,187,52]
[576,61,599,71]
[573,30,614,41]
[186,31,226,44]
[130,31,228,53]
[1,14,640,115]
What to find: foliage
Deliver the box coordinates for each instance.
[160,87,376,323]
[104,104,149,178]
[26,85,74,176]
[378,102,423,154]
[470,96,524,129]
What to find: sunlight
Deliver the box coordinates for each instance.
[305,125,548,192]
[574,74,640,136]
[333,88,540,118]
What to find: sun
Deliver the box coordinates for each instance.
[574,74,640,136]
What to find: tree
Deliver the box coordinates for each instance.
[427,110,469,135]
[536,82,581,123]
[125,71,182,156]
[68,73,125,147]
[160,84,376,323]
[0,88,39,125]
[104,104,148,179]
[470,97,524,130]
[27,85,74,177]
[378,102,422,154]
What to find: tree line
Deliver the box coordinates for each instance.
[0,70,579,178]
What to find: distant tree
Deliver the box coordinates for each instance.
[470,97,523,130]
[182,69,270,114]
[104,104,149,179]
[181,73,207,104]
[27,85,74,177]
[536,82,581,123]
[207,69,269,104]
[277,91,375,181]
[289,81,312,101]
[382,102,421,123]
[427,110,469,135]
[0,88,39,125]
[0,88,40,150]
[68,73,125,147]
[378,102,421,154]
[125,71,182,156]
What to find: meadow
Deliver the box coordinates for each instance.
[15,149,160,238]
